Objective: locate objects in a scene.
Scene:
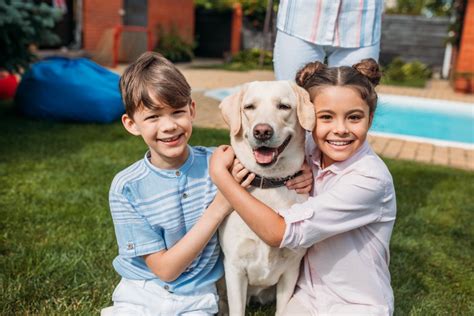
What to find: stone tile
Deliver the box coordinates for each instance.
[466,150,474,171]
[382,139,404,158]
[432,146,449,166]
[398,142,419,160]
[449,148,467,169]
[370,136,389,155]
[415,143,434,163]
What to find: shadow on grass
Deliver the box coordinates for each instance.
[387,160,474,314]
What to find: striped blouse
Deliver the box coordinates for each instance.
[277,0,384,48]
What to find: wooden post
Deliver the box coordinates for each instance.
[259,0,274,67]
[231,2,242,56]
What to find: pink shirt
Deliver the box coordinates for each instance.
[279,139,396,315]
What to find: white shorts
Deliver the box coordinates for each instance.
[101,278,219,316]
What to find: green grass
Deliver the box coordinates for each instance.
[1,101,473,315]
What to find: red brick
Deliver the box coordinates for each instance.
[82,0,194,54]
[455,0,474,73]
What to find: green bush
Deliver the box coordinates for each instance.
[195,0,279,29]
[154,26,195,63]
[0,0,62,74]
[194,0,235,11]
[382,57,432,87]
[231,48,272,66]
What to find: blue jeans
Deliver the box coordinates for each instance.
[273,30,380,81]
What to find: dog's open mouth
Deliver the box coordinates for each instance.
[253,135,292,166]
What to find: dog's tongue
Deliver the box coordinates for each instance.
[254,149,276,164]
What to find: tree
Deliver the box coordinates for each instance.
[0,0,62,74]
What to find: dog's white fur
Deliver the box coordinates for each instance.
[218,81,315,315]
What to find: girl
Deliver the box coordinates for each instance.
[210,59,396,315]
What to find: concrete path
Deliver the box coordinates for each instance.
[112,63,474,171]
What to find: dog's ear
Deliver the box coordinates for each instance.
[219,86,245,136]
[292,83,315,131]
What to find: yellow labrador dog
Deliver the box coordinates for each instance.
[218,81,315,315]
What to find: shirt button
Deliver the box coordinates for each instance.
[182,193,188,199]
[164,285,169,290]
[127,243,134,250]
[175,171,180,176]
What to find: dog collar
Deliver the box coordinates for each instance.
[250,170,303,189]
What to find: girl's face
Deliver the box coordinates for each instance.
[312,86,373,168]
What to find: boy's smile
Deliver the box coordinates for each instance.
[312,86,372,168]
[122,101,196,169]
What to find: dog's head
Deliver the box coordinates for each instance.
[219,81,315,178]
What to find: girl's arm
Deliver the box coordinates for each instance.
[210,145,287,247]
[211,146,394,250]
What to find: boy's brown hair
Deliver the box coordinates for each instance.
[119,52,192,117]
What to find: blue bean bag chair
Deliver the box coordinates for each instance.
[16,57,124,123]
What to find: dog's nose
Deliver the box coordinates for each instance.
[253,124,274,141]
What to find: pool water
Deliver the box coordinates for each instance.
[373,94,474,147]
[204,88,474,148]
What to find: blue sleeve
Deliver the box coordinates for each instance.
[109,188,166,257]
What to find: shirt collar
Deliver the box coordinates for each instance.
[309,140,371,175]
[143,145,194,178]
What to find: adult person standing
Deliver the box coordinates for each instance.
[273,0,384,80]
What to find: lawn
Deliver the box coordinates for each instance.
[1,101,473,315]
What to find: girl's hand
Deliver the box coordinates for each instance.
[231,159,256,188]
[285,162,313,194]
[210,145,236,181]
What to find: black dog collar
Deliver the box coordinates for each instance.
[249,170,303,189]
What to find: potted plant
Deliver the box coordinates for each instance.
[453,72,473,94]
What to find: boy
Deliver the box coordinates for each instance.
[102,52,235,315]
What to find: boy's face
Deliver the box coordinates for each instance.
[122,100,196,169]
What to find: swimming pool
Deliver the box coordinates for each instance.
[204,88,474,149]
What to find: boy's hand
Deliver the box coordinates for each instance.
[231,159,255,188]
[285,162,313,194]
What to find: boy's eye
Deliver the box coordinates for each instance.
[243,104,255,110]
[174,110,186,115]
[146,115,160,120]
[318,115,332,120]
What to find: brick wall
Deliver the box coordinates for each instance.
[149,0,194,46]
[83,0,121,52]
[455,0,474,73]
[82,0,194,53]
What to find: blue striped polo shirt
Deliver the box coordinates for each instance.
[277,0,383,48]
[109,146,223,294]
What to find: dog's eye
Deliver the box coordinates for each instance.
[278,103,291,110]
[243,104,255,110]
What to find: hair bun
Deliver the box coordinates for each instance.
[295,61,327,88]
[353,58,382,86]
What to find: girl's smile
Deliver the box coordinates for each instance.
[312,86,372,168]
